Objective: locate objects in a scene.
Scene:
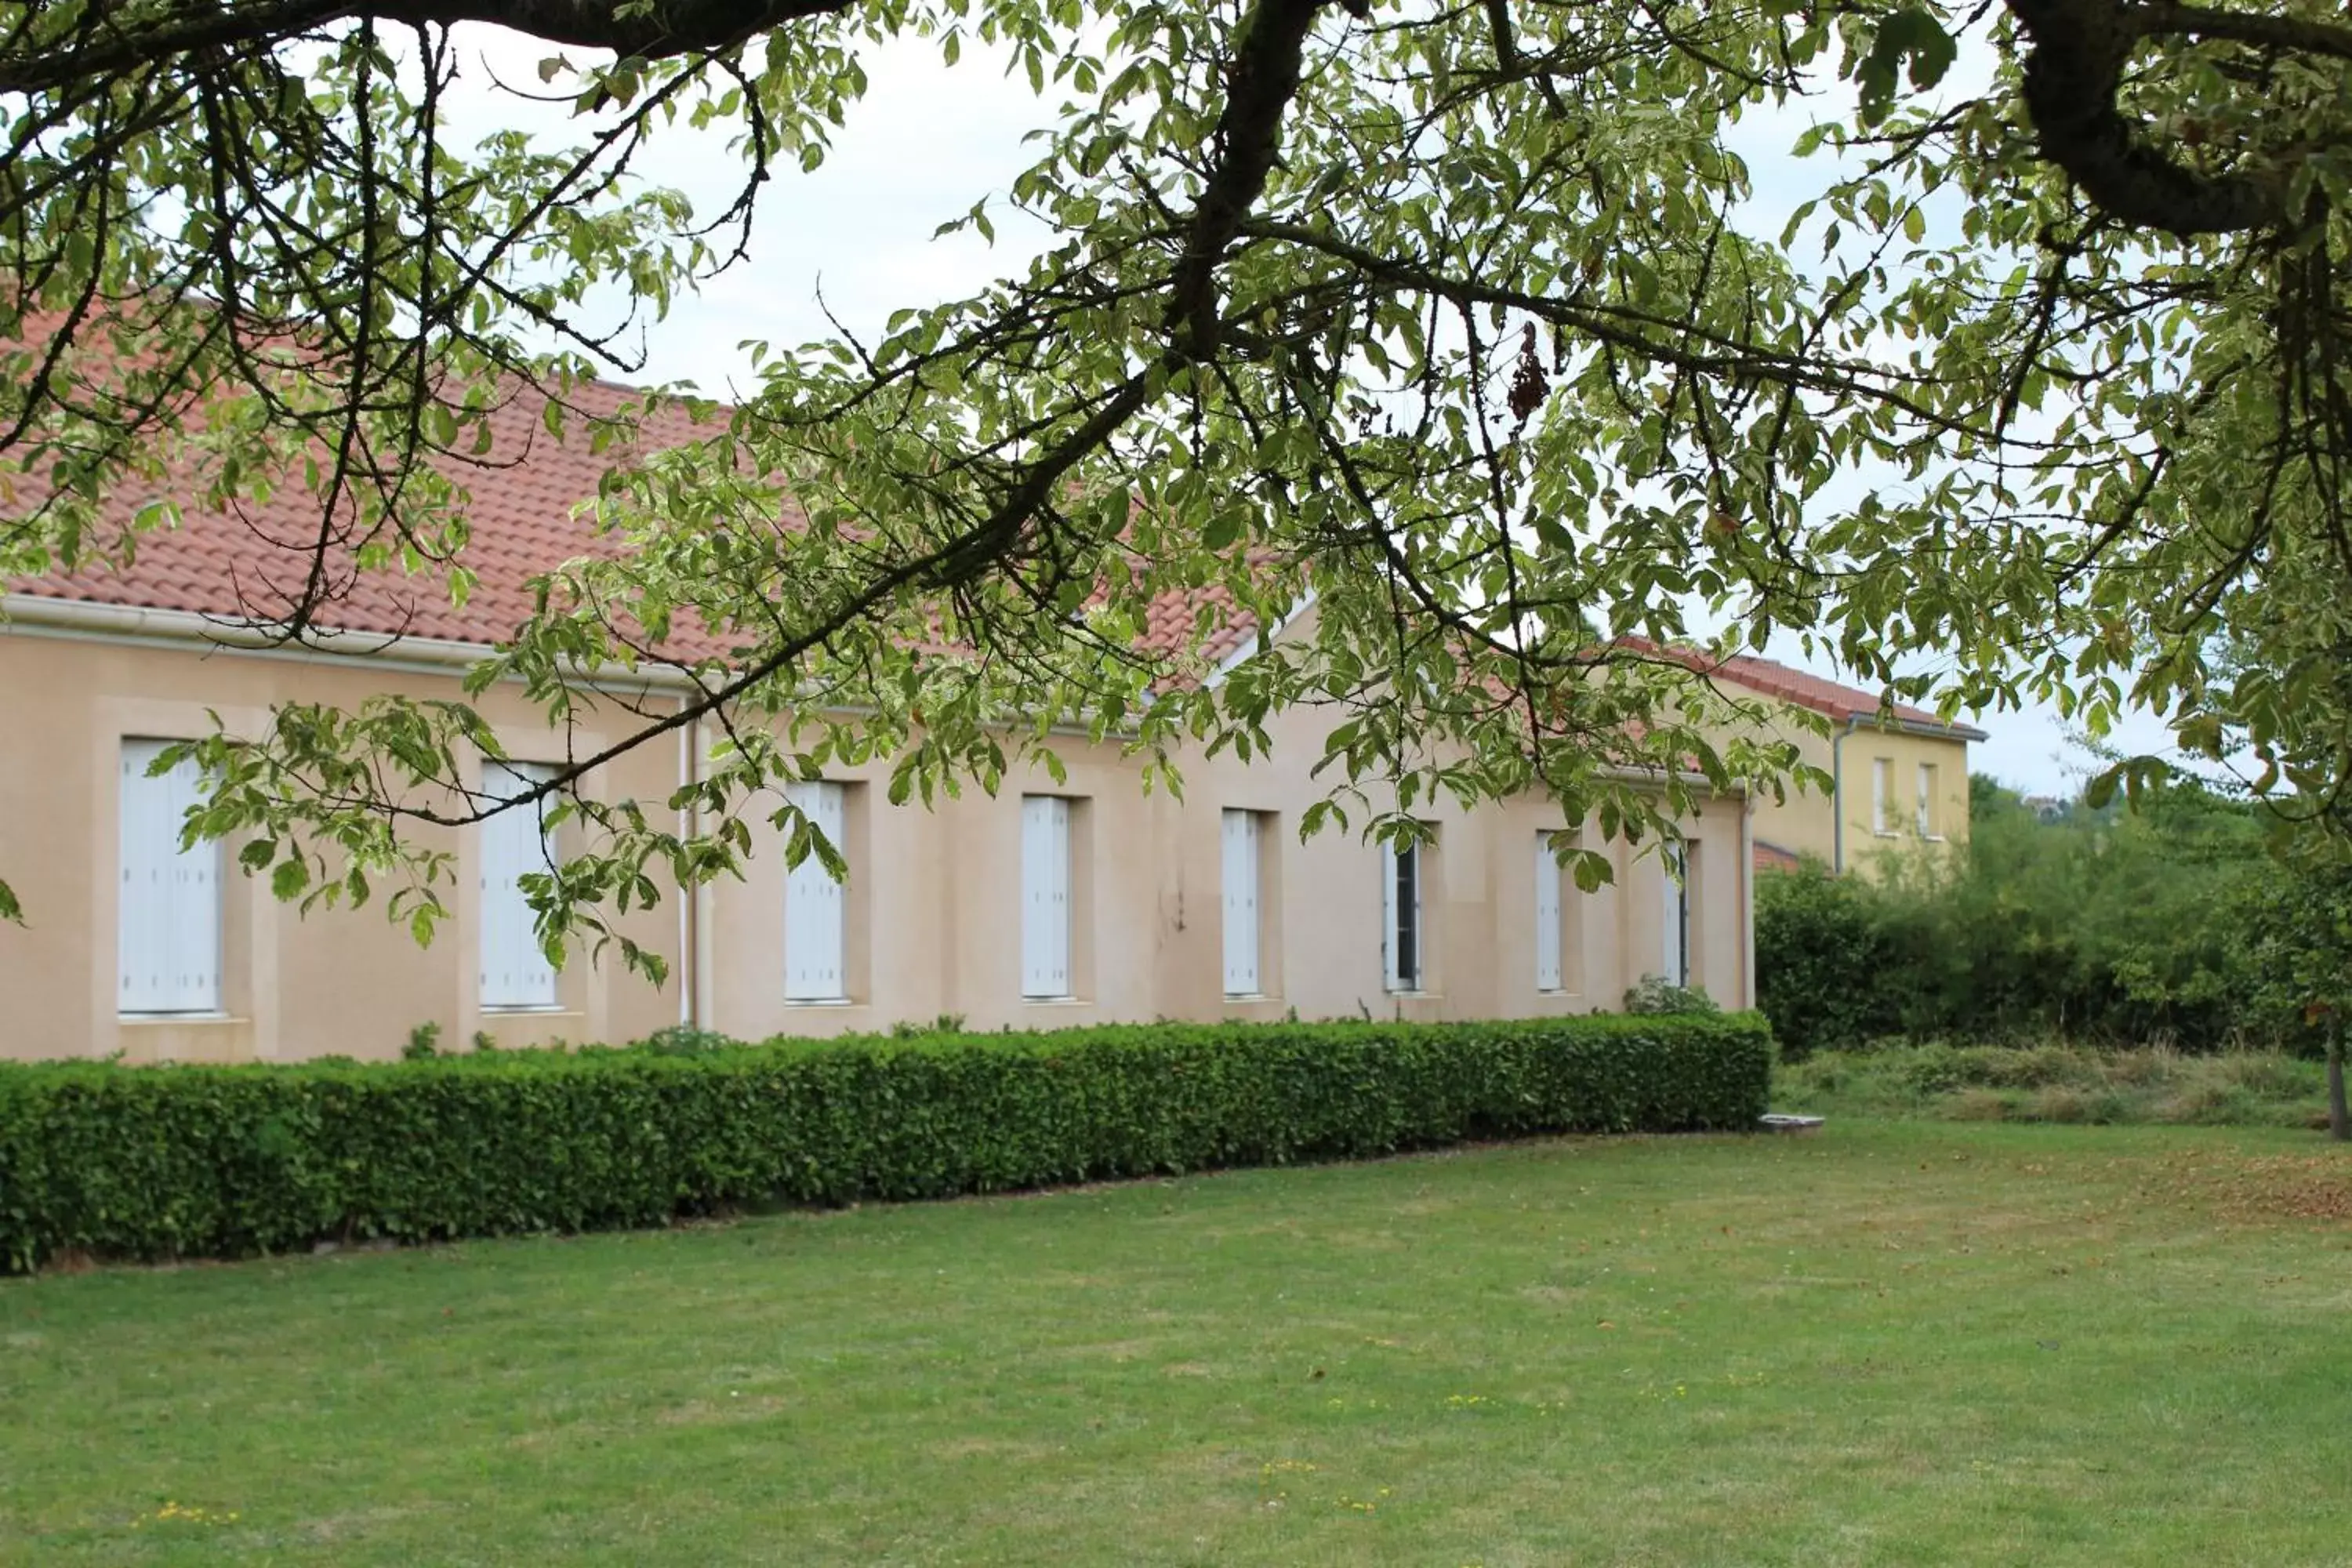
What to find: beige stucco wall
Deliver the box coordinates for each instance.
[0,630,682,1062]
[695,684,1751,1037]
[0,623,1755,1062]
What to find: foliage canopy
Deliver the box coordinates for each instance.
[6,0,2352,957]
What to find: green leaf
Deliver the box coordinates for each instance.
[1855,7,1956,126]
[271,858,311,901]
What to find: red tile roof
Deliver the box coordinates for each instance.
[1132,576,1269,670]
[8,372,1268,671]
[1623,640,1987,742]
[12,376,731,650]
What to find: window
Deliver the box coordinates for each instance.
[118,739,222,1014]
[1221,808,1262,997]
[1020,795,1073,999]
[1534,834,1564,993]
[1661,843,1693,989]
[1382,836,1424,993]
[784,780,848,1001]
[479,760,559,1011]
[1916,763,1940,839]
[1871,757,1894,835]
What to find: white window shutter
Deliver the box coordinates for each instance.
[1534,835,1563,993]
[1021,796,1071,999]
[1047,797,1071,996]
[168,750,222,1011]
[782,832,814,1000]
[118,739,165,1012]
[815,782,846,997]
[1872,758,1892,834]
[479,761,559,1010]
[1382,839,1420,992]
[1221,809,1259,996]
[118,739,223,1015]
[1020,797,1047,996]
[784,780,848,1001]
[1381,842,1401,991]
[1661,845,1687,989]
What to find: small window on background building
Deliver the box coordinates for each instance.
[784,779,848,1001]
[1221,808,1262,997]
[1917,763,1940,838]
[1871,757,1894,835]
[1383,835,1424,993]
[479,760,560,1011]
[118,739,223,1015]
[1020,794,1073,999]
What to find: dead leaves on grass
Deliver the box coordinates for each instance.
[2129,1151,2352,1224]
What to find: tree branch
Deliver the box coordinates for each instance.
[2126,0,2352,62]
[0,0,858,94]
[1167,0,1334,359]
[2006,0,2285,237]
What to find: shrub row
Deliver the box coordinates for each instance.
[1755,782,2285,1056]
[0,1014,1771,1272]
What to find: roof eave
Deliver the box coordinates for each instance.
[0,590,706,693]
[0,591,1149,742]
[1842,709,1988,744]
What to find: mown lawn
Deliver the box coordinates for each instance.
[3,1121,2350,1566]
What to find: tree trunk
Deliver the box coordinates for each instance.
[2329,1017,2350,1144]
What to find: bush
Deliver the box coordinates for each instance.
[0,1014,1773,1272]
[1756,780,2281,1054]
[1752,862,1900,1054]
[1621,976,1719,1014]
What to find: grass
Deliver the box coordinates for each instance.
[1775,1043,2332,1127]
[4,1122,2351,1566]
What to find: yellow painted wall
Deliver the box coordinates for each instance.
[1709,699,1972,878]
[1826,724,1973,879]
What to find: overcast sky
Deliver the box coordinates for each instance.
[437,27,2174,795]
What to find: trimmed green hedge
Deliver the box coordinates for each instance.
[0,1014,1772,1272]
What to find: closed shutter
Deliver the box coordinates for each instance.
[784,780,848,1001]
[1534,834,1563,993]
[479,761,559,1010]
[1872,758,1893,834]
[1221,809,1260,996]
[1021,796,1071,998]
[118,739,223,1014]
[1661,845,1688,989]
[1381,842,1399,991]
[1383,840,1419,992]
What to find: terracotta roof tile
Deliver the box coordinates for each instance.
[1622,639,1987,742]
[13,377,725,650]
[1131,577,1266,669]
[9,374,1266,670]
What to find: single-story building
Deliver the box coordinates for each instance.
[0,382,1759,1063]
